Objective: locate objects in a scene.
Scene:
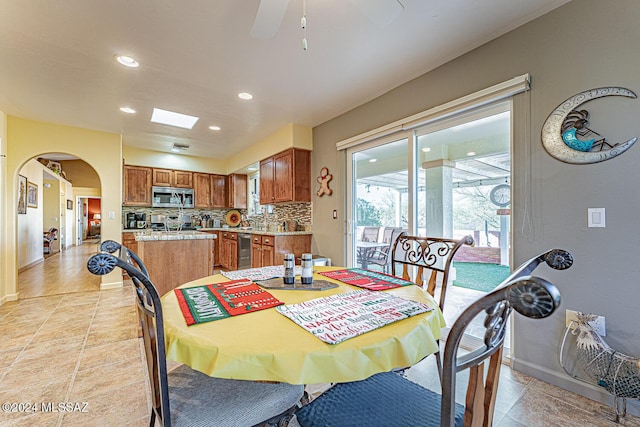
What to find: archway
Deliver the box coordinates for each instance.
[16,154,103,298]
[1,116,122,304]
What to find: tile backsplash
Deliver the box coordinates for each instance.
[122,202,312,230]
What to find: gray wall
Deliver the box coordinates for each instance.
[311,0,640,411]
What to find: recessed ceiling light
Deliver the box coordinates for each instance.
[238,92,253,100]
[151,108,199,129]
[120,107,136,114]
[369,158,377,163]
[209,125,221,131]
[115,55,139,68]
[421,147,431,152]
[466,151,477,156]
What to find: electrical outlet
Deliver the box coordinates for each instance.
[565,309,606,336]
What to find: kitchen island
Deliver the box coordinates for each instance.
[132,231,216,297]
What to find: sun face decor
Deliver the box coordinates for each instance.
[316,167,333,197]
[541,87,637,164]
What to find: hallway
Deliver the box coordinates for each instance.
[18,239,102,299]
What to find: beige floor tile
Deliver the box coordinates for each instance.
[506,386,620,427]
[0,349,22,370]
[69,358,146,400]
[1,358,78,389]
[78,338,141,371]
[62,381,149,426]
[14,337,84,365]
[0,410,61,427]
[84,324,138,347]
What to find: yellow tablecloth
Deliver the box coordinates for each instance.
[161,266,445,385]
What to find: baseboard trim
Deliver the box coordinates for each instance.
[1,293,19,305]
[18,258,44,273]
[100,281,124,290]
[511,357,640,417]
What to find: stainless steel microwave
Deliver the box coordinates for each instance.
[151,186,194,208]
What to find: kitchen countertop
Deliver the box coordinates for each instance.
[122,228,311,237]
[197,227,312,236]
[132,230,217,242]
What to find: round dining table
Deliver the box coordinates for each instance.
[161,266,445,385]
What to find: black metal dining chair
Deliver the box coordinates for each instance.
[293,249,572,427]
[87,240,305,427]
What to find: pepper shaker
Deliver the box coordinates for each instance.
[301,253,313,284]
[283,253,295,284]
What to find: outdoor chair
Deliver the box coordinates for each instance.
[376,227,403,260]
[367,229,406,273]
[87,240,304,427]
[361,226,380,242]
[293,249,572,427]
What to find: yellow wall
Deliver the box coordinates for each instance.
[59,159,101,188]
[123,146,227,174]
[2,117,123,302]
[124,124,312,175]
[226,123,313,173]
[0,111,7,303]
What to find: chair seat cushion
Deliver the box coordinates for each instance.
[169,365,305,427]
[295,371,464,427]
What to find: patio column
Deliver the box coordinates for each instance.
[422,159,454,238]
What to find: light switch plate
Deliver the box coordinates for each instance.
[587,208,605,228]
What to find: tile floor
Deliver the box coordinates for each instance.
[2,243,638,426]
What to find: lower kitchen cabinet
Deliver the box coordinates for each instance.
[252,235,274,268]
[252,234,311,268]
[220,231,238,270]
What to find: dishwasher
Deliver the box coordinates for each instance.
[237,233,252,270]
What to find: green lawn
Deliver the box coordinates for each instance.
[452,261,510,293]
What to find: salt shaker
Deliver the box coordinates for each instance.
[301,253,313,284]
[283,253,295,284]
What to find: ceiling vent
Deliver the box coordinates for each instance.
[171,143,190,153]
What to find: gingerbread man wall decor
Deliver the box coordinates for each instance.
[316,166,333,197]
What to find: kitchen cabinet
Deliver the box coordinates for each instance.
[123,165,152,206]
[227,174,247,209]
[202,230,220,267]
[260,148,311,204]
[220,231,238,270]
[193,173,211,208]
[121,232,139,278]
[210,174,227,208]
[251,235,274,268]
[152,168,193,188]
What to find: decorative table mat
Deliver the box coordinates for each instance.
[256,277,338,291]
[319,268,414,291]
[276,290,432,345]
[175,279,283,326]
[221,265,302,281]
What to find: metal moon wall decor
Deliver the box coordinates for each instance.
[541,87,637,164]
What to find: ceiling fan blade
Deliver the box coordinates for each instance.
[348,0,405,27]
[250,0,290,39]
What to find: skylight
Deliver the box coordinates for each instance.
[151,108,199,129]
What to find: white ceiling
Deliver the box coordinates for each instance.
[0,0,569,160]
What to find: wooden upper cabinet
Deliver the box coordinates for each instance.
[260,148,311,204]
[152,168,193,188]
[123,165,152,206]
[259,157,275,204]
[227,174,247,209]
[173,170,193,188]
[193,173,211,209]
[210,174,227,209]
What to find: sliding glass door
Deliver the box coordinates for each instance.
[346,136,408,269]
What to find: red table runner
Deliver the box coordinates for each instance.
[175,279,283,326]
[319,268,414,291]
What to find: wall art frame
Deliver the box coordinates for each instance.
[17,174,27,214]
[27,181,38,208]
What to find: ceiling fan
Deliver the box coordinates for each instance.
[250,0,406,39]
